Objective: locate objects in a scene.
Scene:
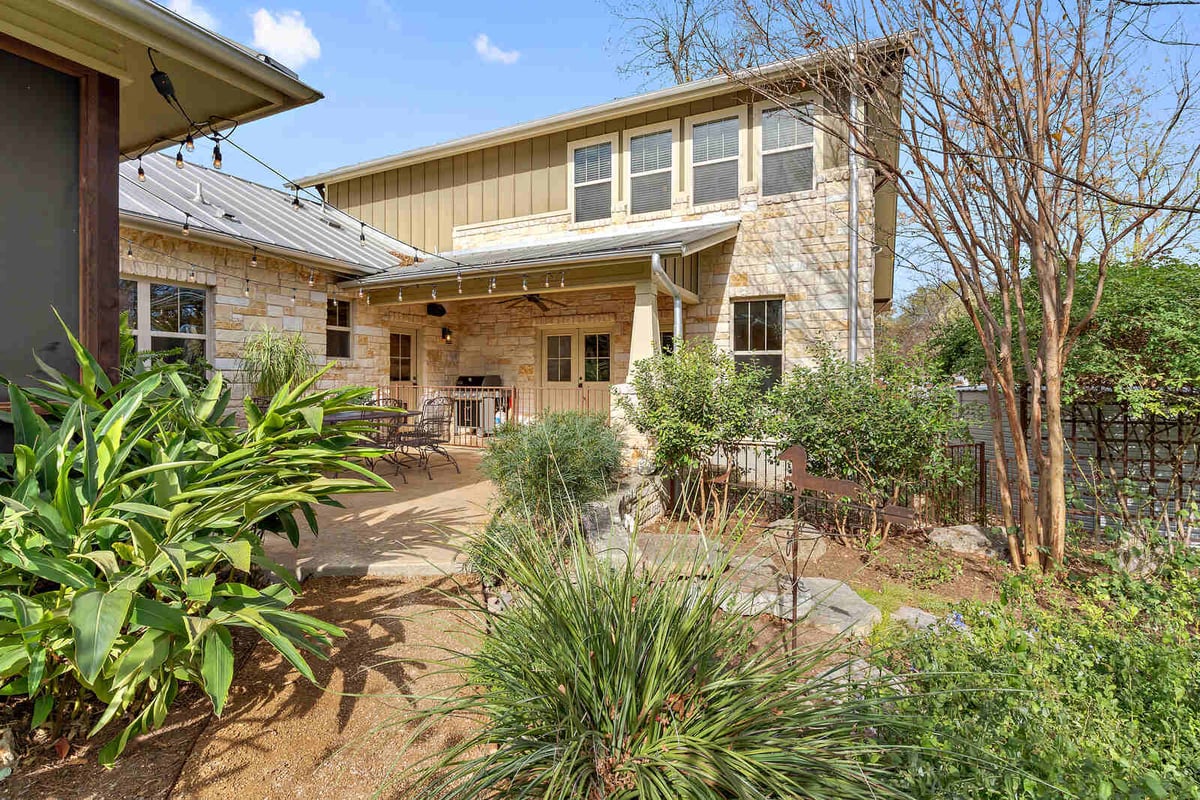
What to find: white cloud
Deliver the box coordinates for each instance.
[473,33,520,65]
[251,9,321,71]
[167,0,219,31]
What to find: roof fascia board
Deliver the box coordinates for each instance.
[120,213,379,277]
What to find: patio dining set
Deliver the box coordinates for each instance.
[330,395,460,482]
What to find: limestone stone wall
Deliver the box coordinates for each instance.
[119,227,457,407]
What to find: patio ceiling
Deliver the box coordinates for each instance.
[339,219,740,304]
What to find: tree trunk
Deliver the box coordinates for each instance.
[1040,370,1069,567]
[984,375,1022,565]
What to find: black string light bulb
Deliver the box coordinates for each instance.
[292,188,301,211]
[488,276,496,294]
[456,271,463,293]
[126,242,133,258]
[308,271,315,288]
[137,159,146,182]
[250,246,258,269]
[544,273,550,288]
[188,267,196,282]
[397,287,403,302]
[560,271,566,288]
[184,132,195,152]
[212,139,223,170]
[291,287,297,304]
[522,275,528,292]
[175,147,185,169]
[431,285,438,300]
[181,213,190,236]
[359,222,367,246]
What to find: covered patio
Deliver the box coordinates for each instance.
[264,447,492,579]
[339,219,738,446]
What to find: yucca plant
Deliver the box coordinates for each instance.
[240,325,315,402]
[0,320,389,763]
[390,521,918,799]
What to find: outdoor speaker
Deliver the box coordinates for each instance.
[426,303,447,317]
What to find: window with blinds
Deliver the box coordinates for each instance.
[572,141,613,222]
[629,130,672,215]
[692,117,740,205]
[761,106,814,196]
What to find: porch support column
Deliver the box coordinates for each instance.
[630,279,660,365]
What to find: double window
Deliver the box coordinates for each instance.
[120,278,208,365]
[732,298,784,389]
[571,141,613,223]
[327,299,352,359]
[628,130,673,215]
[692,116,741,205]
[761,105,815,196]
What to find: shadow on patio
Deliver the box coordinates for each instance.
[263,447,493,579]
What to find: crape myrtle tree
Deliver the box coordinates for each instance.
[681,0,1200,569]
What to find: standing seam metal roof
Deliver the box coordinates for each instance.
[118,153,411,274]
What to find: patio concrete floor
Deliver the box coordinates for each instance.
[264,447,492,579]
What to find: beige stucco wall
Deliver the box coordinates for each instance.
[119,227,458,407]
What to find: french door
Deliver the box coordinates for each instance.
[541,330,612,414]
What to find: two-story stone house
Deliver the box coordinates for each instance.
[298,55,899,424]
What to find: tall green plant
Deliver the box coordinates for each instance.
[0,322,388,763]
[240,326,315,399]
[617,339,765,475]
[392,522,917,799]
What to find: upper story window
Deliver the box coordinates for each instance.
[327,298,352,359]
[692,116,741,205]
[121,277,209,366]
[572,141,613,223]
[761,106,815,196]
[629,130,673,215]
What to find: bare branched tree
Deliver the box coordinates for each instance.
[689,0,1200,569]
[605,0,724,83]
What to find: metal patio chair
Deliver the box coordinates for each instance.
[396,395,459,479]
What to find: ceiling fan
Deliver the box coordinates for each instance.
[497,294,568,312]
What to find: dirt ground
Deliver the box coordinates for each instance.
[5,576,481,800]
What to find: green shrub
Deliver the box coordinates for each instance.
[240,325,315,399]
[480,411,621,528]
[0,323,388,763]
[617,339,765,475]
[397,524,916,799]
[766,347,970,509]
[873,561,1200,799]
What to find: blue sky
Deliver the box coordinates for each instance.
[161,1,641,187]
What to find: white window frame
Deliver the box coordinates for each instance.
[753,98,821,199]
[326,298,354,360]
[119,275,212,361]
[684,105,750,210]
[567,132,620,225]
[730,296,785,382]
[622,120,681,220]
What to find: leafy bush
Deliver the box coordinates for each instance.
[398,523,916,799]
[480,411,621,528]
[617,339,765,474]
[240,325,315,400]
[873,561,1200,799]
[0,325,388,763]
[766,347,970,511]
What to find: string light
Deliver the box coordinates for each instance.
[456,271,463,293]
[291,287,297,304]
[175,148,184,169]
[292,188,301,211]
[250,246,258,269]
[522,275,528,292]
[488,276,496,294]
[184,132,195,152]
[126,243,133,258]
[560,271,566,288]
[431,285,438,300]
[137,159,146,182]
[243,276,250,297]
[544,273,550,288]
[366,292,371,306]
[308,270,315,287]
[397,287,403,302]
[358,287,364,299]
[188,267,195,282]
[359,222,366,246]
[181,213,190,236]
[211,139,222,170]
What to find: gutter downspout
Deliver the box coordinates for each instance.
[651,253,683,343]
[847,92,860,364]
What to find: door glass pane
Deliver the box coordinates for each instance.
[546,335,572,383]
[584,334,610,383]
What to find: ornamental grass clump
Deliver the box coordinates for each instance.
[240,325,315,400]
[479,410,621,529]
[393,522,917,799]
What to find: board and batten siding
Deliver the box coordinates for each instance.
[324,91,760,254]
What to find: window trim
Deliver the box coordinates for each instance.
[326,297,354,360]
[730,296,785,382]
[684,105,749,210]
[567,132,620,225]
[622,120,681,220]
[753,98,822,199]
[119,275,212,362]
